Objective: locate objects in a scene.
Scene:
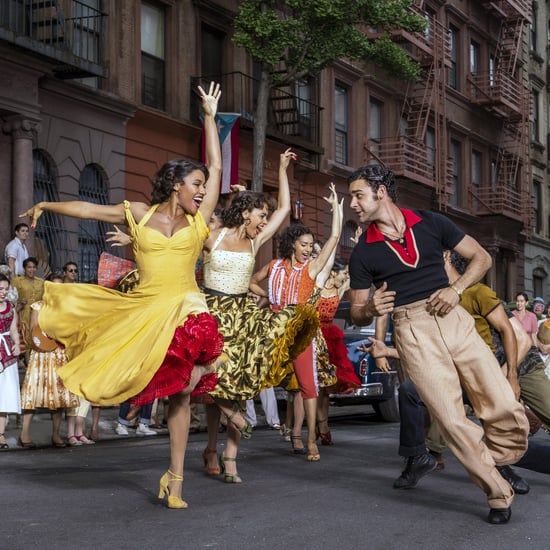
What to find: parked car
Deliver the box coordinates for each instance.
[329,302,400,422]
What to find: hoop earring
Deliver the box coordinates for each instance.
[244,219,251,226]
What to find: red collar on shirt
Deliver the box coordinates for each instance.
[365,208,422,266]
[365,208,422,243]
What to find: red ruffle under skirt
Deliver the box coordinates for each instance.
[321,324,361,393]
[131,312,223,406]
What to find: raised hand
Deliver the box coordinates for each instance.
[197,81,221,118]
[280,148,297,170]
[322,182,339,211]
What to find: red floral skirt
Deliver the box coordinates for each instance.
[131,312,223,406]
[321,324,360,393]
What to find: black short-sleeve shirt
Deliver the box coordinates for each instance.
[349,209,465,307]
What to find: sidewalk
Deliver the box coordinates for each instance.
[1,398,371,452]
[0,400,287,451]
[1,406,168,451]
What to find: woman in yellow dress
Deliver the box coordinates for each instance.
[12,257,44,359]
[19,82,224,509]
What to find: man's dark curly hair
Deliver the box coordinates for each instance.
[449,250,468,275]
[347,164,397,203]
[221,191,269,228]
[277,224,313,260]
[151,159,209,205]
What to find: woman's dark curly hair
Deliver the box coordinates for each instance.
[221,191,269,228]
[151,159,209,205]
[277,224,313,260]
[331,258,347,273]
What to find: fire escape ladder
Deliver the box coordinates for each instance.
[429,15,448,211]
[406,67,435,142]
[495,17,524,77]
[520,91,533,234]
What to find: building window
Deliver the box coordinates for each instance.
[295,78,314,141]
[533,267,545,299]
[201,24,224,77]
[489,54,496,87]
[532,89,540,142]
[334,82,348,165]
[450,139,461,207]
[530,2,537,52]
[471,149,482,211]
[368,97,383,160]
[490,158,498,188]
[141,1,165,110]
[72,0,102,88]
[33,150,69,274]
[449,25,459,90]
[469,40,479,75]
[424,7,436,45]
[426,126,436,178]
[533,179,542,234]
[78,164,109,283]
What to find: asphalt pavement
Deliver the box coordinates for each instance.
[3,405,550,550]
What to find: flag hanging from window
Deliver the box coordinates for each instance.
[202,113,240,194]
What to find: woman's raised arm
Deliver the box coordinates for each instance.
[198,82,222,222]
[254,148,294,250]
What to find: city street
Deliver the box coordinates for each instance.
[3,406,550,550]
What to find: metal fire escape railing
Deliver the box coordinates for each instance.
[190,72,323,154]
[363,6,452,210]
[473,1,532,232]
[0,0,107,79]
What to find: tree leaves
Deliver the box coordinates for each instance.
[233,0,426,81]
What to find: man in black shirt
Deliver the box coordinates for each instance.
[347,165,528,525]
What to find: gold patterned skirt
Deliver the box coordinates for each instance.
[20,347,80,410]
[206,294,318,401]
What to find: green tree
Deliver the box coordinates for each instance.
[233,0,426,190]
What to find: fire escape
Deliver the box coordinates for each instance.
[0,0,107,79]
[469,1,532,232]
[363,0,452,211]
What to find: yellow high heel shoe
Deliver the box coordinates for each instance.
[158,469,188,509]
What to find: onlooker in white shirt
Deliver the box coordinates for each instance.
[4,223,30,276]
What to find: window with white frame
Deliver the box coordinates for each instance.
[334,82,349,165]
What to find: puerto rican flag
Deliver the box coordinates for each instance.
[202,113,240,193]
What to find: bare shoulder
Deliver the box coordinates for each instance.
[127,201,152,223]
[203,227,222,251]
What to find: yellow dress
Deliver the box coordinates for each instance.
[39,201,211,406]
[12,275,44,354]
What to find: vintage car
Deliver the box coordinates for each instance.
[329,302,400,422]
